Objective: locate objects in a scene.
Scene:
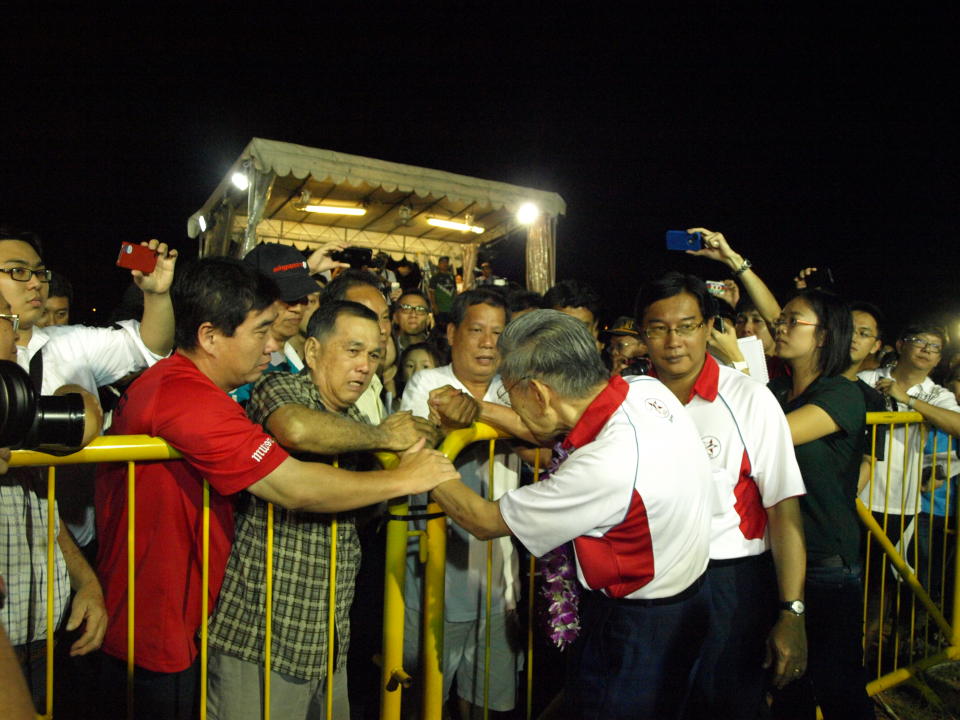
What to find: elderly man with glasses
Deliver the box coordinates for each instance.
[858,324,960,542]
[429,309,715,719]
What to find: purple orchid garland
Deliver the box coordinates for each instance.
[535,443,582,649]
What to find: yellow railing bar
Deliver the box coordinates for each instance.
[326,459,339,720]
[42,467,55,720]
[264,502,274,720]
[857,499,951,638]
[483,439,495,720]
[200,479,210,720]
[9,435,183,467]
[526,448,541,720]
[380,498,410,720]
[422,503,447,720]
[127,461,136,720]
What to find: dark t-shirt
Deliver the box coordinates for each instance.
[856,378,887,462]
[768,374,866,565]
[429,271,457,312]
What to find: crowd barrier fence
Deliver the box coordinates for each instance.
[10,412,960,718]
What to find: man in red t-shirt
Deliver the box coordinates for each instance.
[94,257,459,719]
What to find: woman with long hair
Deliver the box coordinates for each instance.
[767,290,874,719]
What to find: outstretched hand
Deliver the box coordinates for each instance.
[132,239,177,295]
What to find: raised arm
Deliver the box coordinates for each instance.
[133,239,177,356]
[247,437,459,513]
[687,228,782,328]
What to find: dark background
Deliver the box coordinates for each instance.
[3,7,957,342]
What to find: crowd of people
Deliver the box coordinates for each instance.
[1,223,959,720]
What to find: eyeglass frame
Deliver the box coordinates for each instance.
[903,335,943,354]
[0,313,20,334]
[772,316,819,331]
[0,266,53,283]
[641,320,706,340]
[397,303,430,315]
[496,375,531,403]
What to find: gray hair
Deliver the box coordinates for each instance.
[498,309,608,398]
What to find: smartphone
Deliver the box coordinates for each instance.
[116,242,158,273]
[331,247,373,268]
[706,280,726,297]
[804,267,835,291]
[666,230,702,251]
[715,315,725,334]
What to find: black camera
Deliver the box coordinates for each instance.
[0,360,87,455]
[330,247,373,268]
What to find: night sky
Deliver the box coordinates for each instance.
[3,8,957,341]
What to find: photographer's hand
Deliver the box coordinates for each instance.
[0,448,10,475]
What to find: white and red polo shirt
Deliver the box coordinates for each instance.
[498,374,714,600]
[654,355,805,560]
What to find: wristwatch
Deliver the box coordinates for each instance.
[733,258,752,276]
[780,600,805,616]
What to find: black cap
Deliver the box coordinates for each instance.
[603,316,639,337]
[242,243,320,302]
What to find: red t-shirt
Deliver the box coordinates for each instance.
[95,353,288,673]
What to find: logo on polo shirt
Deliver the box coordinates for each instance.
[702,435,721,459]
[251,437,275,462]
[645,398,670,418]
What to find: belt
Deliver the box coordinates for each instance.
[708,551,771,568]
[14,639,48,665]
[809,554,845,568]
[599,571,707,607]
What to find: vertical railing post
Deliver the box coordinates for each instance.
[126,461,136,720]
[45,466,56,720]
[422,503,447,720]
[264,502,274,720]
[526,448,541,720]
[380,498,410,720]
[200,480,210,720]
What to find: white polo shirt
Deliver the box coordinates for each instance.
[499,375,713,600]
[659,355,805,560]
[858,367,960,514]
[401,364,520,619]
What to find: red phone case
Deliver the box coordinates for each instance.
[116,242,158,273]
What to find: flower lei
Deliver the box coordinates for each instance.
[536,442,581,649]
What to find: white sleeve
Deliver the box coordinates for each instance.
[499,428,636,557]
[399,370,432,419]
[927,384,960,413]
[746,384,807,507]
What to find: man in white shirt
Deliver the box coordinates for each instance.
[400,288,521,718]
[429,309,715,719]
[637,273,807,719]
[859,324,960,530]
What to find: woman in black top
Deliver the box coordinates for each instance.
[767,290,873,719]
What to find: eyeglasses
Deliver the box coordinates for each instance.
[773,316,819,331]
[0,313,19,333]
[496,376,530,403]
[642,321,705,340]
[904,336,943,353]
[398,303,429,315]
[0,267,53,283]
[853,329,878,339]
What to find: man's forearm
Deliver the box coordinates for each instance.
[913,400,960,439]
[431,479,512,541]
[268,405,390,454]
[478,402,539,445]
[58,520,101,593]
[139,290,175,356]
[766,497,806,601]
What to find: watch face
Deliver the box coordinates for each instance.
[788,600,805,615]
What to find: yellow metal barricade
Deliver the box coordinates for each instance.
[860,411,960,702]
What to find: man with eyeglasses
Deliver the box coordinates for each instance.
[392,291,433,353]
[636,273,807,719]
[858,324,960,543]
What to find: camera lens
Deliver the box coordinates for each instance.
[0,360,87,454]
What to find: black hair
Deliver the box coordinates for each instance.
[505,288,544,315]
[172,256,280,351]
[850,301,885,342]
[543,279,602,321]
[634,271,717,323]
[320,268,385,304]
[449,288,511,326]
[793,289,853,378]
[48,271,73,302]
[0,225,43,256]
[396,289,429,307]
[306,300,379,341]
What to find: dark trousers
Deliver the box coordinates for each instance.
[14,640,47,713]
[771,563,873,720]
[684,553,777,720]
[96,652,199,720]
[568,575,710,720]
